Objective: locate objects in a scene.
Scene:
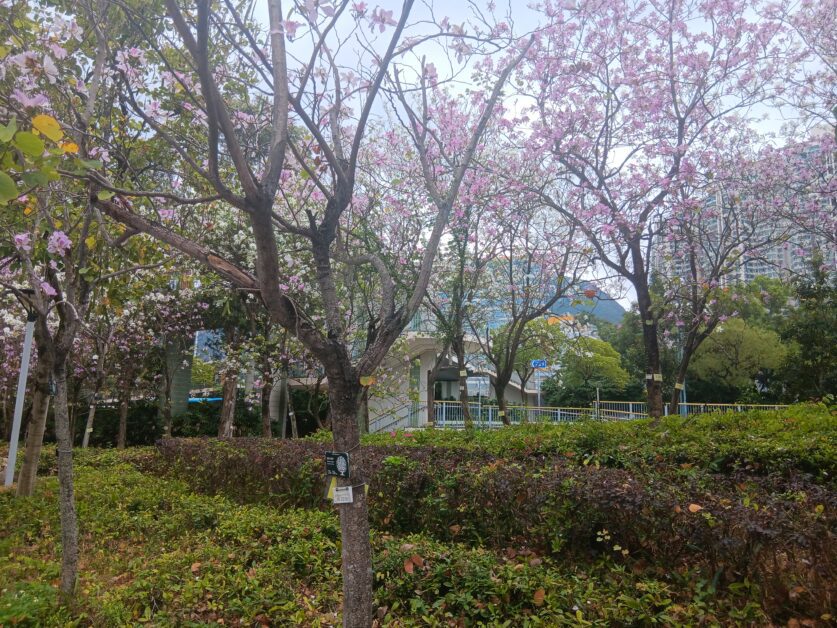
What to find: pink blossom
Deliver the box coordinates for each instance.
[47,230,72,256]
[371,8,396,32]
[11,89,48,108]
[40,281,57,297]
[282,21,301,39]
[13,233,32,252]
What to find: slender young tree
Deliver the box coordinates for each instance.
[468,205,586,424]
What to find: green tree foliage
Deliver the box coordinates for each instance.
[544,336,629,406]
[780,261,837,401]
[507,318,567,393]
[691,318,788,393]
[191,358,217,390]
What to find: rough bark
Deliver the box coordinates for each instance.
[16,333,53,497]
[218,371,237,438]
[116,392,129,449]
[53,359,79,597]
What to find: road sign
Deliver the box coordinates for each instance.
[325,451,350,478]
[531,359,547,369]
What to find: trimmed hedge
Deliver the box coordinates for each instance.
[0,461,776,625]
[155,406,837,622]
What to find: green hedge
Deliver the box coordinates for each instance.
[1,460,779,626]
[153,406,837,622]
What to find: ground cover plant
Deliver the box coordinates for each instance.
[1,405,834,625]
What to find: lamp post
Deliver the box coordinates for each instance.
[4,289,37,487]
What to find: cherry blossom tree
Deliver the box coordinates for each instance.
[0,0,176,594]
[524,0,798,417]
[72,1,528,621]
[467,203,586,423]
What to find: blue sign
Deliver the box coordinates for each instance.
[531,359,547,369]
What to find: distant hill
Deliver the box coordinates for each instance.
[550,282,626,324]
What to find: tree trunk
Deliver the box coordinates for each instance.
[357,388,369,435]
[160,363,173,437]
[328,379,372,628]
[270,375,286,437]
[16,357,53,497]
[53,359,79,598]
[289,379,298,438]
[495,381,510,426]
[218,371,237,438]
[261,372,272,438]
[454,339,472,428]
[635,287,663,420]
[81,402,96,448]
[117,392,129,449]
[426,369,435,426]
[312,376,330,431]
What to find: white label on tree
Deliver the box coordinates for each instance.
[333,486,354,504]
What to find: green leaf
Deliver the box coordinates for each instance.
[79,159,103,170]
[96,190,115,201]
[21,170,50,188]
[0,118,16,143]
[14,131,45,158]
[0,171,18,203]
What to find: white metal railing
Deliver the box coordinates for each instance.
[431,399,791,428]
[369,400,425,433]
[596,400,789,419]
[433,401,594,429]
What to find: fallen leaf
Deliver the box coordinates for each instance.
[403,558,414,574]
[533,588,545,606]
[688,504,703,513]
[190,562,201,574]
[410,554,424,568]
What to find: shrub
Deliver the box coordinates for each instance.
[155,408,837,622]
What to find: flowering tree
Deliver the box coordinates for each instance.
[73,1,528,621]
[0,0,178,594]
[467,204,586,423]
[524,0,798,417]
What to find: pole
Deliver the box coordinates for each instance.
[5,312,36,487]
[596,386,600,420]
[537,369,541,408]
